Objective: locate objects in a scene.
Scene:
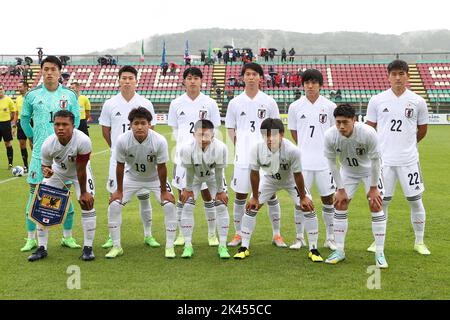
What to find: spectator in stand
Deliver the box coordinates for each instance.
[286,72,291,88]
[201,51,206,63]
[169,62,178,74]
[289,48,296,62]
[224,50,230,64]
[269,50,275,62]
[37,48,44,64]
[22,64,33,82]
[212,78,217,88]
[217,50,223,64]
[265,74,272,87]
[275,74,281,87]
[281,48,287,63]
[184,55,192,66]
[294,88,301,100]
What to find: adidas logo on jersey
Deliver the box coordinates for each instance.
[383,108,389,112]
[336,148,341,152]
[115,112,122,116]
[129,154,134,158]
[300,114,306,119]
[240,112,246,116]
[180,111,185,116]
[415,186,420,190]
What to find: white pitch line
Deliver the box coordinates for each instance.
[0,149,109,185]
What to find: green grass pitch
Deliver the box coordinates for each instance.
[0,124,449,300]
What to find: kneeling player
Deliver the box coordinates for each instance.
[106,107,177,259]
[324,104,387,268]
[28,110,96,262]
[179,120,230,259]
[234,118,323,262]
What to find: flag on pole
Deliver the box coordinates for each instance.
[139,40,145,63]
[184,40,189,58]
[208,40,212,60]
[161,40,166,66]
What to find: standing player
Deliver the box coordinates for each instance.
[70,82,91,136]
[99,65,158,249]
[28,110,97,262]
[106,107,177,259]
[288,69,337,250]
[0,84,16,169]
[20,56,81,252]
[168,67,222,247]
[15,81,32,172]
[323,104,387,267]
[225,62,285,248]
[179,120,230,259]
[366,60,430,255]
[235,118,323,262]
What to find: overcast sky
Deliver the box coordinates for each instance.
[1,0,449,55]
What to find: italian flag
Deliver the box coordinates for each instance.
[139,40,145,63]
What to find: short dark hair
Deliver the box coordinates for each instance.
[41,56,62,70]
[387,60,409,74]
[20,81,29,88]
[54,110,75,124]
[334,104,356,118]
[194,119,214,132]
[128,107,153,123]
[241,62,264,77]
[260,118,285,135]
[119,65,138,78]
[183,67,203,79]
[301,69,323,86]
[71,81,80,87]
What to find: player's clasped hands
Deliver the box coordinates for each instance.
[367,186,383,212]
[161,190,175,204]
[215,191,228,206]
[246,196,260,211]
[42,167,54,178]
[79,192,94,211]
[300,196,314,212]
[109,190,123,204]
[180,189,194,204]
[334,188,349,210]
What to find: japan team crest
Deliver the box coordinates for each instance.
[199,110,208,119]
[59,99,68,109]
[405,108,414,118]
[147,155,156,163]
[319,114,328,123]
[356,148,366,156]
[257,109,267,119]
[68,155,76,162]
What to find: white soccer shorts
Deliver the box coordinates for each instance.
[342,174,385,200]
[43,167,95,200]
[382,163,425,198]
[303,169,336,197]
[121,176,173,205]
[258,175,312,206]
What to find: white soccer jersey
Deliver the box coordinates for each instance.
[41,129,92,178]
[168,92,221,164]
[324,122,380,178]
[225,90,280,168]
[98,92,156,151]
[115,130,169,182]
[180,138,228,180]
[366,88,428,166]
[287,95,336,171]
[249,138,302,185]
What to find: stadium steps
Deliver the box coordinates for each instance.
[210,64,226,113]
[11,64,41,99]
[408,64,430,106]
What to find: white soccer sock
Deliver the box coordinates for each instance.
[322,204,335,241]
[408,197,426,244]
[28,231,36,240]
[204,200,216,237]
[108,201,123,247]
[267,198,281,238]
[176,201,184,234]
[181,199,195,246]
[37,228,49,250]
[138,194,152,238]
[371,211,387,254]
[233,199,246,236]
[294,205,305,240]
[215,201,230,247]
[81,209,96,247]
[162,201,177,248]
[303,211,319,250]
[241,210,257,248]
[333,210,348,252]
[383,198,391,222]
[63,229,72,238]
